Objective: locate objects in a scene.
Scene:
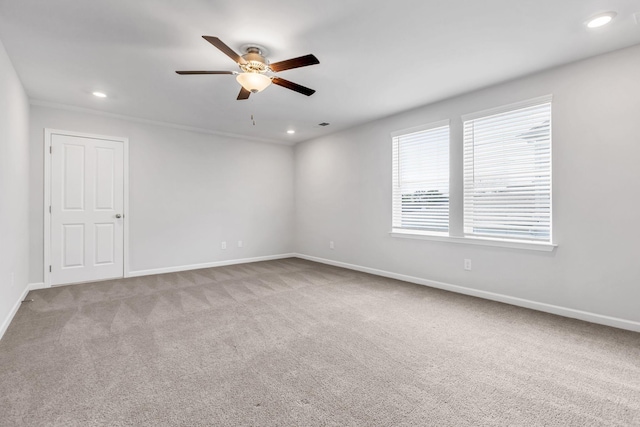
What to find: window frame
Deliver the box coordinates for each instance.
[389,96,556,252]
[391,120,451,236]
[462,95,553,244]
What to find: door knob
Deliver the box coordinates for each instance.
[115,214,122,219]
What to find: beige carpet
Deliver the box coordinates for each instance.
[1,258,638,426]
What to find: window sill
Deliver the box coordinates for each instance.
[389,230,557,252]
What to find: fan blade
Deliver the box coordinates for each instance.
[202,36,247,65]
[272,77,316,96]
[269,54,319,72]
[237,87,251,100]
[176,71,235,75]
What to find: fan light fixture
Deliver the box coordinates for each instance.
[236,72,272,93]
[586,11,616,28]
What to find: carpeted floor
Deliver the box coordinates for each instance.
[1,258,639,426]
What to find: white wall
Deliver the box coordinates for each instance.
[0,38,30,335]
[295,44,640,325]
[29,106,295,282]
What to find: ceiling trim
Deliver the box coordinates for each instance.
[28,99,290,146]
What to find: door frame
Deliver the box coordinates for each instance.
[44,128,130,287]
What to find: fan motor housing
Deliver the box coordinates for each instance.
[240,46,269,73]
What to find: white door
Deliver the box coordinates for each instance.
[50,134,124,285]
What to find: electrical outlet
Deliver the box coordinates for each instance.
[238,240,243,248]
[464,259,472,271]
[329,241,335,250]
[221,241,227,250]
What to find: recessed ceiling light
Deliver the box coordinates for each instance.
[287,130,295,134]
[92,91,107,98]
[586,12,617,28]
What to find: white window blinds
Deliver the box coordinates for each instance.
[463,97,552,242]
[392,123,450,233]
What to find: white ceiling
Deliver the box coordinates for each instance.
[1,0,639,145]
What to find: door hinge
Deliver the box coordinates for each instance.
[49,205,51,213]
[49,146,52,154]
[49,265,52,272]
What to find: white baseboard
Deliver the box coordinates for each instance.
[10,254,636,336]
[0,285,31,341]
[28,282,48,291]
[128,253,296,278]
[294,253,640,333]
[1,254,294,340]
[0,282,50,341]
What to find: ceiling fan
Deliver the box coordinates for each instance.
[176,36,319,100]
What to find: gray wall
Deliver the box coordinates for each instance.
[0,39,30,331]
[29,106,295,282]
[295,44,640,324]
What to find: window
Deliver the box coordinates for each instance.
[463,97,552,242]
[392,121,450,234]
